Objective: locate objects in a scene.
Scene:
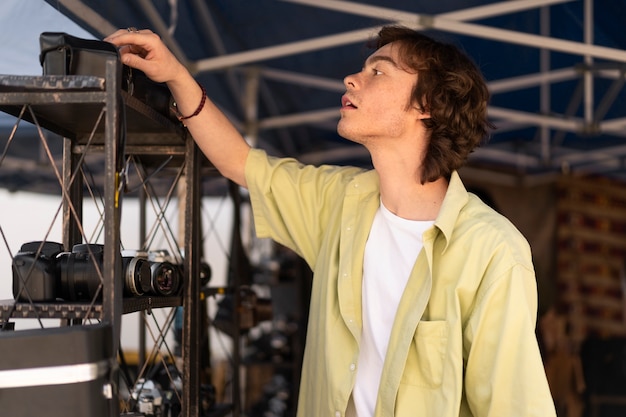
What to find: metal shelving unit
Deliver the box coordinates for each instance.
[0,57,224,416]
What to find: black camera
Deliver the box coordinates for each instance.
[57,243,155,301]
[12,241,182,302]
[11,241,63,302]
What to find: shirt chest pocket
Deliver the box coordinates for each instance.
[401,320,448,388]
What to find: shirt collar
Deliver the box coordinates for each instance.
[348,168,468,251]
[432,171,469,251]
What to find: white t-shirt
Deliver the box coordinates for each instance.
[352,201,434,417]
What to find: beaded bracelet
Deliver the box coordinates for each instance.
[172,82,206,126]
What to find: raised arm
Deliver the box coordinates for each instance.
[105,29,250,187]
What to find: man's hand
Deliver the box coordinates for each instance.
[104,29,185,85]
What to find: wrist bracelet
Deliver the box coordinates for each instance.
[172,82,206,125]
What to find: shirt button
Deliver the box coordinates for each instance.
[335,411,341,417]
[350,363,356,371]
[346,226,351,231]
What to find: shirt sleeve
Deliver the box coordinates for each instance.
[463,262,557,417]
[244,148,362,266]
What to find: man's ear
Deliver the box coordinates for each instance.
[412,97,430,119]
[414,106,431,120]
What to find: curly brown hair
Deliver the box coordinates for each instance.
[373,26,493,183]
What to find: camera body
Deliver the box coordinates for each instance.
[12,241,183,302]
[11,241,63,302]
[132,379,165,416]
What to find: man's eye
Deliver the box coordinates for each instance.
[373,69,383,75]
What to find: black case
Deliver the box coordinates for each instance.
[39,31,121,78]
[39,31,175,122]
[0,324,115,417]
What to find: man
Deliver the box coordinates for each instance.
[106,25,556,417]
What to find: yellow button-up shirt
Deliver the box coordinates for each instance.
[246,149,556,417]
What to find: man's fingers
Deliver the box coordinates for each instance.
[120,52,148,72]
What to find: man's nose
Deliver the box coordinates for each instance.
[343,73,358,89]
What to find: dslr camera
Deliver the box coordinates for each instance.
[12,241,183,302]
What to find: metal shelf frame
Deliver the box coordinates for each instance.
[0,58,207,417]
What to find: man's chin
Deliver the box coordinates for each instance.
[337,124,358,144]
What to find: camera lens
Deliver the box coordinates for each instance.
[57,243,104,301]
[150,261,181,296]
[123,256,152,296]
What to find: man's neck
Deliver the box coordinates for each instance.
[379,175,448,221]
[373,152,448,221]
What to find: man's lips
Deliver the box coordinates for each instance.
[341,95,357,110]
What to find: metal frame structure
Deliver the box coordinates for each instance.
[44,0,626,184]
[0,64,220,416]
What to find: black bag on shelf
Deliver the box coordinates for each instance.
[39,31,120,78]
[39,31,176,122]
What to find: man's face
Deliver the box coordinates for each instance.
[337,42,426,147]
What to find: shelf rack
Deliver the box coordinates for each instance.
[0,58,223,417]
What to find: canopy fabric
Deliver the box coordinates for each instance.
[3,0,626,192]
